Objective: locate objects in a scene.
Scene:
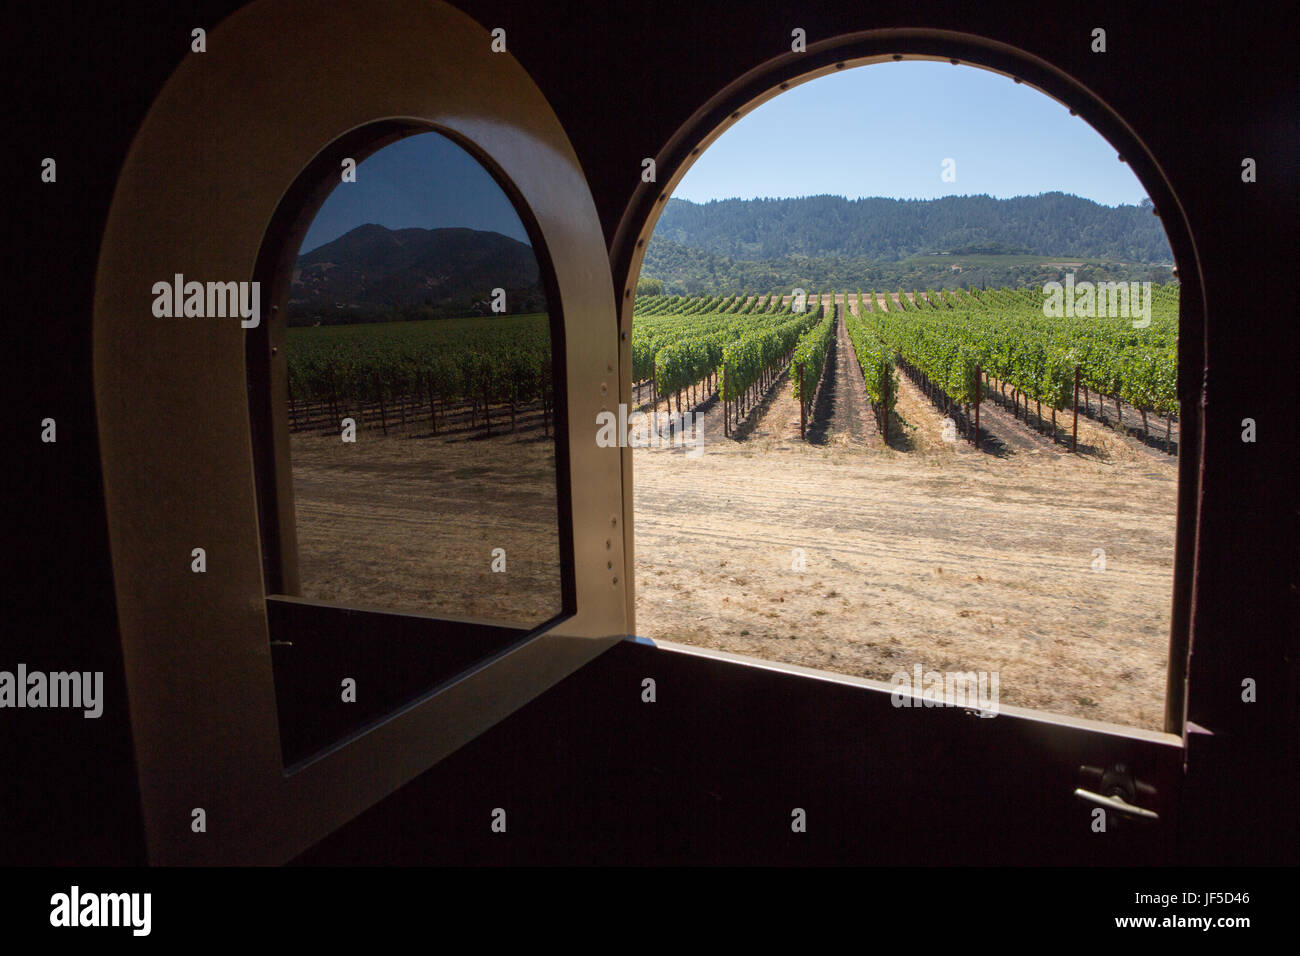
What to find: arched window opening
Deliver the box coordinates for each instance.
[627,60,1184,732]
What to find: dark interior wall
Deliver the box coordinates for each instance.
[295,639,1183,866]
[5,0,1296,865]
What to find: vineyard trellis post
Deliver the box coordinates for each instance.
[790,364,800,442]
[1072,365,1079,453]
[723,361,729,437]
[973,364,981,451]
[651,373,658,438]
[882,370,889,445]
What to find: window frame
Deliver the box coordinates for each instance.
[246,121,579,767]
[611,36,1204,737]
[91,0,627,865]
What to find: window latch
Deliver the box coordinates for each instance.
[1074,762,1159,821]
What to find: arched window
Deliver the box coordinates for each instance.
[619,51,1198,735]
[247,124,576,765]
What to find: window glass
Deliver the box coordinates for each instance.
[283,131,563,627]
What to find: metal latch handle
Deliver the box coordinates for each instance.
[1074,788,1159,821]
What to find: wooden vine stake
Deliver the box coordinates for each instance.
[1072,364,1080,453]
[799,362,806,439]
[723,361,729,437]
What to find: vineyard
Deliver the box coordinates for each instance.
[283,285,1179,453]
[632,285,1179,453]
[633,293,828,436]
[285,313,554,437]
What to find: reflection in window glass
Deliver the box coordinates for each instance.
[283,131,561,627]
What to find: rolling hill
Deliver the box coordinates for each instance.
[291,224,542,317]
[652,192,1173,263]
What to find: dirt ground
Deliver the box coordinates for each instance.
[289,427,563,627]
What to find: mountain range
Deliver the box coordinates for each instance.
[651,192,1172,263]
[290,224,542,316]
[287,194,1173,321]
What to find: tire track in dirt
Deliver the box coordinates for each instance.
[806,310,878,447]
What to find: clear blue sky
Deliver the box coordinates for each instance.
[672,61,1150,207]
[299,131,530,254]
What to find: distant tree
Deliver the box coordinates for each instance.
[636,276,664,296]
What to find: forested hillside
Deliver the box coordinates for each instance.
[652,192,1172,262]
